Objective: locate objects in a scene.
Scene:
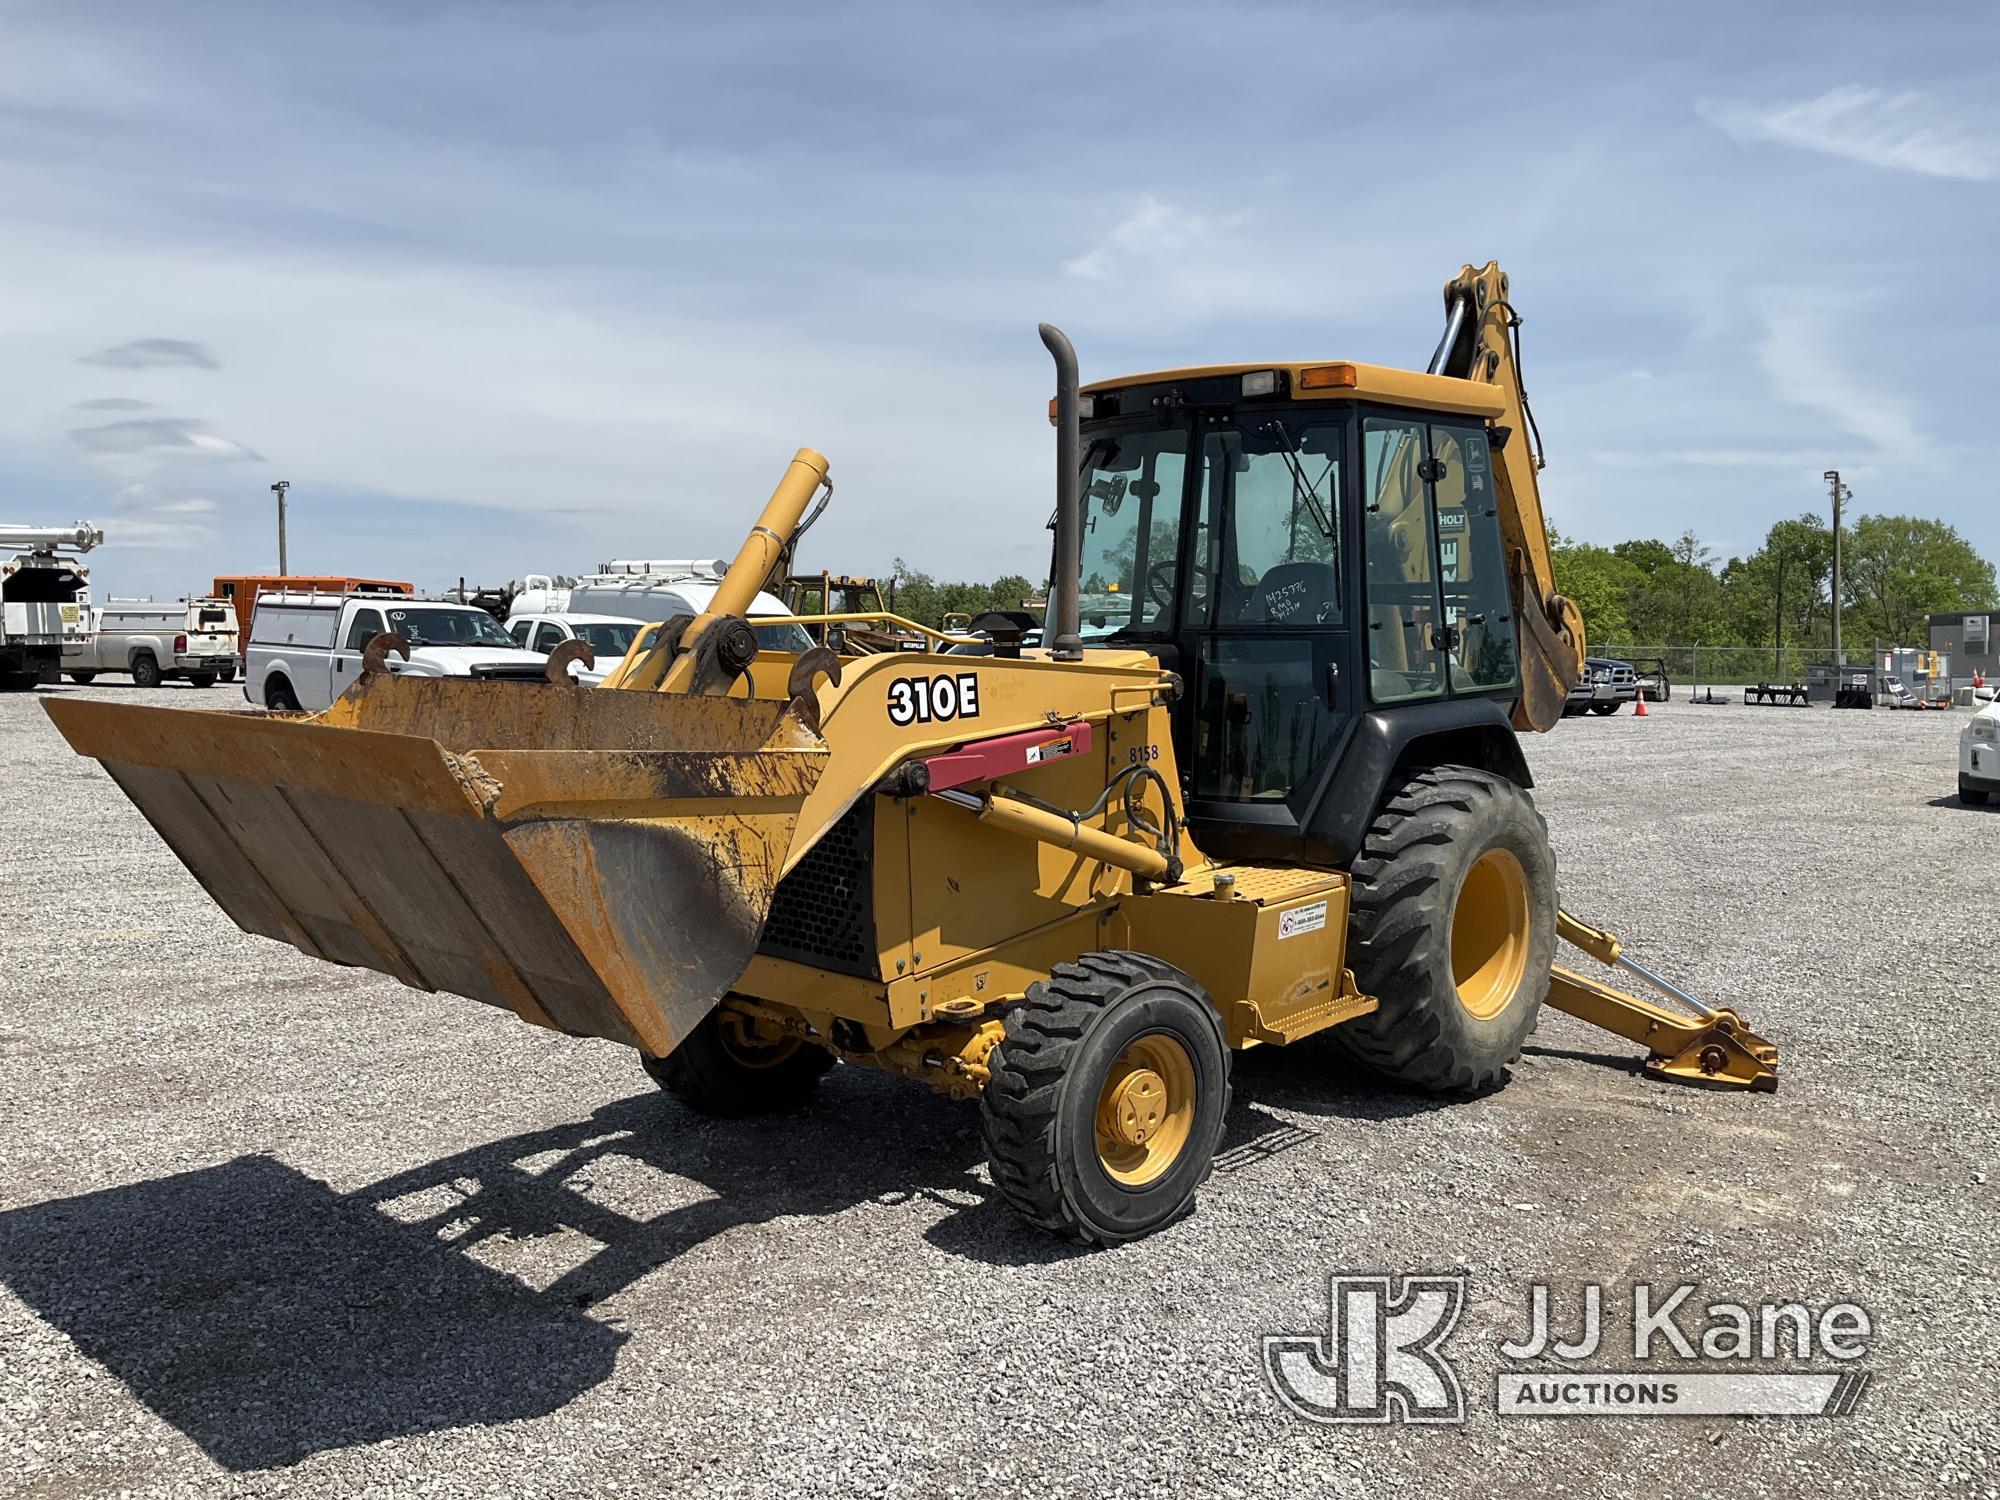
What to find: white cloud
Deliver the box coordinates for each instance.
[1698,86,2000,182]
[1755,298,1935,467]
[1064,196,1236,280]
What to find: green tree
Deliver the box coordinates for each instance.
[1550,534,1645,644]
[1720,515,1832,650]
[1841,515,1998,644]
[1610,538,1675,577]
[886,559,1042,627]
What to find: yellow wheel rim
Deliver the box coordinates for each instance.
[1451,847,1531,1020]
[1094,1033,1197,1186]
[716,1011,805,1069]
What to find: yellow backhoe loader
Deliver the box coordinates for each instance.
[45,263,1776,1245]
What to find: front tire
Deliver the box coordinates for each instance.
[130,654,163,689]
[641,1005,834,1117]
[1588,702,1619,716]
[982,952,1230,1246]
[1964,780,1992,807]
[1333,766,1556,1093]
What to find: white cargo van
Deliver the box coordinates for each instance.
[516,576,811,653]
[247,593,595,711]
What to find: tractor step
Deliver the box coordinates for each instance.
[1234,987,1379,1046]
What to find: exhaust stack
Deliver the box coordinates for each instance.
[1040,323,1083,662]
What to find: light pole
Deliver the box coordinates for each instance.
[271,480,291,576]
[1823,470,1850,665]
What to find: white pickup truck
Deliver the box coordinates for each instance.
[246,593,597,712]
[63,597,236,688]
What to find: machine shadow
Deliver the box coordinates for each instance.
[0,1073,1004,1469]
[0,1048,1478,1469]
[0,1151,627,1472]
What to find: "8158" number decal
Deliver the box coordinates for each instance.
[888,672,980,726]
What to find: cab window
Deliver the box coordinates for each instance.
[533,622,567,653]
[509,618,533,646]
[1430,424,1517,693]
[1076,427,1188,637]
[1193,420,1342,627]
[342,608,385,651]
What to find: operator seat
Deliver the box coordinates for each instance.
[1237,561,1335,626]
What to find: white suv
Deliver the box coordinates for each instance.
[507,612,647,669]
[1962,696,2000,806]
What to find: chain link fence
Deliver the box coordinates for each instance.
[1593,644,1845,688]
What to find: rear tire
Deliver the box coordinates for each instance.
[1333,766,1555,1093]
[186,671,216,689]
[642,1005,834,1118]
[219,664,237,683]
[982,952,1230,1246]
[130,654,163,689]
[66,671,97,684]
[264,677,302,712]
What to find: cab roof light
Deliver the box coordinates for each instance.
[1299,363,1358,390]
[1048,393,1101,425]
[1240,369,1280,398]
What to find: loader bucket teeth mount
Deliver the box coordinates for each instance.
[42,676,828,1060]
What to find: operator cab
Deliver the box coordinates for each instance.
[1062,362,1522,865]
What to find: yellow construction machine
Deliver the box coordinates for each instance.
[46,263,1776,1245]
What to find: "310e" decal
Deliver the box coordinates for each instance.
[888,672,981,726]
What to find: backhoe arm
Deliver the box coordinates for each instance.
[1430,262,1586,732]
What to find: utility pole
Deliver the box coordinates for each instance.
[271,480,291,575]
[1773,551,1788,679]
[1823,470,1850,665]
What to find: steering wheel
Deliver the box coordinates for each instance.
[1144,560,1176,609]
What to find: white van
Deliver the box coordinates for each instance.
[511,574,812,655]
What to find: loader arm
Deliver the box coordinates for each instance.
[1429,261,1586,732]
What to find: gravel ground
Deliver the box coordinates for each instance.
[2,680,1995,1499]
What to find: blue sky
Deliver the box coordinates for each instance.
[2,0,1994,602]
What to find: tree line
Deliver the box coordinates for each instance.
[1549,513,1995,652]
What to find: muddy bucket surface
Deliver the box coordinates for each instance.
[43,679,828,1058]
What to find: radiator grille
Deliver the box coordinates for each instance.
[758,801,878,978]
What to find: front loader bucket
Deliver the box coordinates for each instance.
[42,678,828,1059]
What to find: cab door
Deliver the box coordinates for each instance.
[1361,416,1518,706]
[329,605,385,700]
[1179,411,1353,846]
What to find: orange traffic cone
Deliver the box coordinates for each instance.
[1633,691,1648,717]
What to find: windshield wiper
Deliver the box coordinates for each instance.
[1261,421,1336,541]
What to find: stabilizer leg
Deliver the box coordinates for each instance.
[1547,911,1779,1092]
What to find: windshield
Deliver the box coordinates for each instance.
[1074,425,1190,640]
[574,621,641,656]
[384,606,520,650]
[754,620,814,653]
